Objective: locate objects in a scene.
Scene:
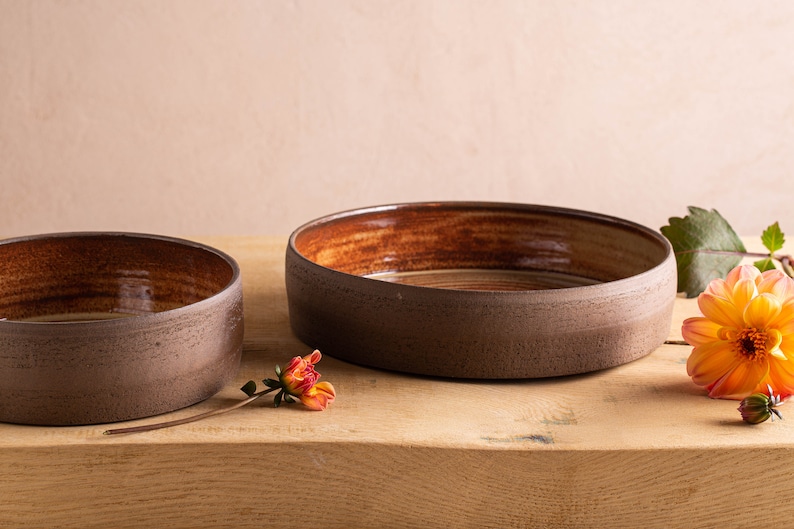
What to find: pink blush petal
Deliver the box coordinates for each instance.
[681,317,722,347]
[704,278,733,300]
[758,270,794,299]
[725,265,762,289]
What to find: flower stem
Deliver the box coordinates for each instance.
[675,249,794,278]
[102,388,277,435]
[780,255,794,278]
[675,249,771,258]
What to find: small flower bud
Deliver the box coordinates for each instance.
[738,385,784,424]
[739,394,774,423]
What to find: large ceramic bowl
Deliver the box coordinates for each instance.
[0,232,243,425]
[286,202,676,379]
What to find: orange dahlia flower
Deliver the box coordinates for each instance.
[683,264,794,400]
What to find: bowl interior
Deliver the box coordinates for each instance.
[0,233,236,322]
[292,203,670,291]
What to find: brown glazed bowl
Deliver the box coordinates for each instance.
[286,202,677,379]
[0,232,243,425]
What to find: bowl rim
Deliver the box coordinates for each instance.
[0,231,242,327]
[287,201,674,297]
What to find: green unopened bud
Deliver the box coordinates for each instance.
[738,385,784,424]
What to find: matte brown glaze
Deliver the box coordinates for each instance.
[286,202,677,379]
[0,233,243,425]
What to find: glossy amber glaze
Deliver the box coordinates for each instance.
[286,202,677,379]
[0,233,244,425]
[0,234,234,320]
[293,203,668,288]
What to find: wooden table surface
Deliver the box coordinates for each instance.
[1,236,791,529]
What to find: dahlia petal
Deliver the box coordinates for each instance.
[708,359,769,400]
[763,357,794,396]
[730,278,758,313]
[767,328,784,354]
[770,300,794,332]
[758,270,794,300]
[754,380,792,400]
[681,317,722,347]
[725,265,761,289]
[777,334,794,358]
[743,293,782,329]
[687,340,739,385]
[698,293,745,329]
[718,327,738,341]
[704,278,733,301]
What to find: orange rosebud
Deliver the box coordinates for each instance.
[299,381,336,411]
[278,350,335,410]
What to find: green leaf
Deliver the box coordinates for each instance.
[274,390,283,408]
[240,380,257,397]
[761,222,785,253]
[660,207,747,297]
[754,258,777,272]
[263,378,281,388]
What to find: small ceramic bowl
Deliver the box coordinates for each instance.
[286,202,676,379]
[0,232,243,425]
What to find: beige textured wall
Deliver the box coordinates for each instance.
[1,1,793,238]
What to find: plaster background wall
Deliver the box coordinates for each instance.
[1,0,793,238]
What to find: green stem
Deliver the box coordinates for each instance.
[675,249,770,259]
[675,250,794,278]
[780,255,794,278]
[103,388,278,435]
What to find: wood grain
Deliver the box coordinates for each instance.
[1,236,791,528]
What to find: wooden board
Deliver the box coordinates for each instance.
[1,236,790,529]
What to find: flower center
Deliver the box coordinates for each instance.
[735,328,768,360]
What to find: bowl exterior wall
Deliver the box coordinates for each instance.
[0,261,244,426]
[286,246,677,379]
